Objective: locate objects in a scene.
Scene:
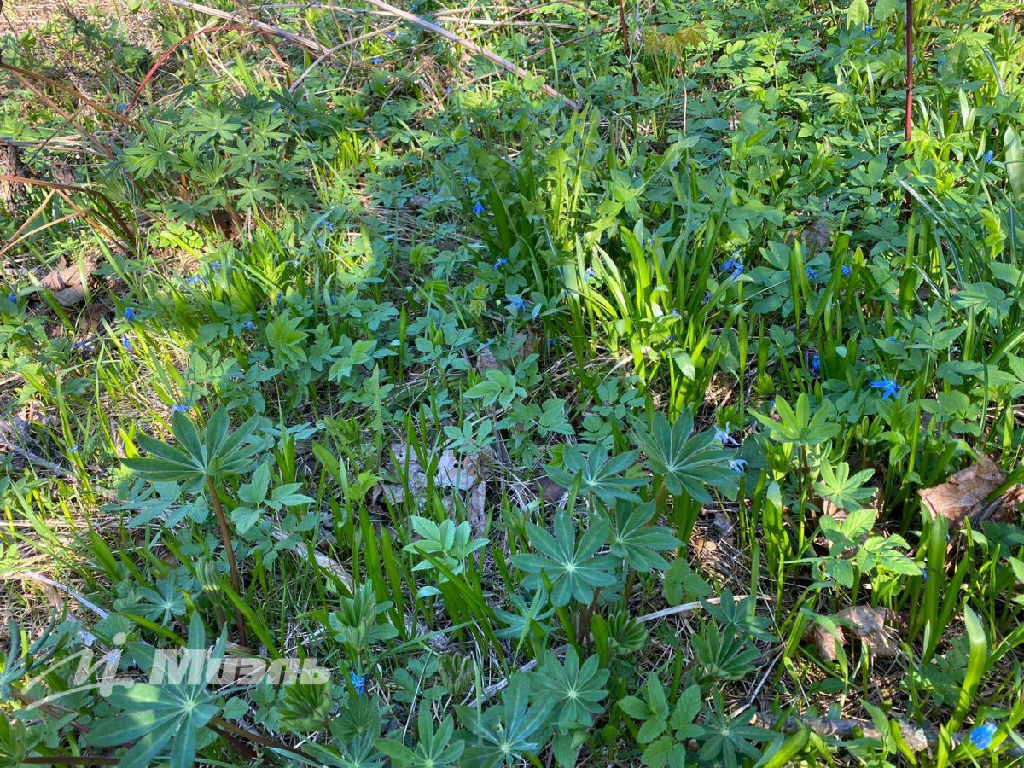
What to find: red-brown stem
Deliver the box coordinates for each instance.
[905,0,914,145]
[618,0,639,98]
[206,476,249,648]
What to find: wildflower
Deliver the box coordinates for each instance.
[7,290,15,304]
[350,671,366,696]
[969,723,997,750]
[983,150,994,164]
[211,260,222,271]
[714,423,737,446]
[810,353,821,374]
[186,274,204,286]
[371,56,382,65]
[702,290,712,305]
[938,57,946,67]
[869,378,901,400]
[841,265,853,277]
[243,320,256,331]
[584,268,598,282]
[495,257,508,268]
[171,403,189,414]
[864,24,872,33]
[721,258,744,279]
[920,567,928,582]
[124,306,136,322]
[324,221,335,232]
[316,238,325,249]
[912,55,917,64]
[509,295,526,314]
[121,335,133,352]
[728,458,747,473]
[805,266,818,280]
[473,200,486,216]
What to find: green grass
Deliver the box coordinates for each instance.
[1,0,1024,765]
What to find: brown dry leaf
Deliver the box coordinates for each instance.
[476,346,499,372]
[821,498,847,522]
[805,620,843,662]
[379,443,486,507]
[835,605,899,659]
[918,455,1004,529]
[40,255,97,306]
[803,216,832,255]
[466,480,487,538]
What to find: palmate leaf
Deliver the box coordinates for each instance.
[458,674,553,768]
[511,510,618,607]
[123,408,263,484]
[87,614,225,768]
[635,412,735,502]
[608,501,680,572]
[534,647,609,728]
[546,445,647,508]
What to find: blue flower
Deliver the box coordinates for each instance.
[211,260,222,271]
[124,306,136,322]
[920,567,928,582]
[186,274,204,286]
[7,290,15,304]
[864,24,872,34]
[810,353,821,374]
[495,257,508,268]
[728,458,748,473]
[243,320,256,331]
[509,295,526,314]
[721,258,744,279]
[584,268,597,282]
[371,56,382,65]
[714,423,737,446]
[324,221,335,232]
[938,57,946,67]
[316,238,325,249]
[171,403,188,414]
[869,378,901,399]
[702,290,712,305]
[912,55,917,64]
[121,335,133,353]
[969,723,997,750]
[841,265,853,277]
[350,671,366,696]
[983,150,994,164]
[806,266,818,280]
[473,201,486,216]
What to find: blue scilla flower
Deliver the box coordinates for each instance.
[864,24,872,34]
[938,57,946,67]
[721,258,744,279]
[121,335,133,353]
[509,295,526,314]
[495,257,508,268]
[729,458,747,473]
[371,56,382,65]
[243,320,256,331]
[7,290,15,304]
[351,671,366,695]
[920,567,928,582]
[124,306,136,321]
[869,378,901,400]
[211,260,222,271]
[324,221,335,232]
[984,150,994,164]
[714,423,737,446]
[473,200,486,215]
[806,266,818,280]
[171,403,189,415]
[969,723,997,750]
[584,268,597,282]
[841,265,853,277]
[811,353,821,374]
[186,274,204,286]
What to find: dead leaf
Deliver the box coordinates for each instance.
[476,346,499,372]
[834,605,899,659]
[918,456,1004,529]
[379,443,487,509]
[804,619,842,662]
[40,255,97,306]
